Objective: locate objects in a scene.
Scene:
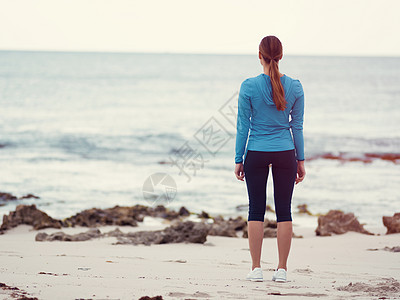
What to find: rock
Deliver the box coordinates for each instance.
[36,228,102,242]
[19,193,40,200]
[208,222,236,237]
[266,205,275,213]
[242,219,302,238]
[208,216,247,237]
[198,211,210,219]
[62,206,139,227]
[35,232,49,241]
[236,204,248,212]
[104,227,125,237]
[382,212,400,234]
[297,204,313,215]
[178,206,190,216]
[0,192,18,201]
[0,204,62,232]
[0,282,38,300]
[138,296,164,300]
[262,227,278,238]
[315,210,373,236]
[61,204,189,228]
[242,219,278,238]
[0,204,195,234]
[228,216,247,231]
[152,205,180,220]
[383,246,400,252]
[0,192,40,202]
[116,221,210,245]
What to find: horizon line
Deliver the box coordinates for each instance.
[0,48,399,59]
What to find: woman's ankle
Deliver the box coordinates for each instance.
[277,265,287,270]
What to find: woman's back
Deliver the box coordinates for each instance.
[235,73,304,164]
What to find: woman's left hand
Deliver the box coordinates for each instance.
[234,163,245,181]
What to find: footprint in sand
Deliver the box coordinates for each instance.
[293,268,314,274]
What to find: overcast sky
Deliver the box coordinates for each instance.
[0,0,399,56]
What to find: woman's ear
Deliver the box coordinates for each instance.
[259,52,263,65]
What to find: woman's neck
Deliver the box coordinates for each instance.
[263,65,284,77]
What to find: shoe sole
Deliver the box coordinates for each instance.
[275,278,286,282]
[247,278,263,282]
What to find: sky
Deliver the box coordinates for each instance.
[0,0,399,56]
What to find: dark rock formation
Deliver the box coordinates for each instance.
[61,206,139,227]
[115,221,209,245]
[0,204,195,234]
[0,204,62,233]
[138,296,164,300]
[0,192,17,201]
[3,203,297,241]
[208,216,247,237]
[0,192,40,201]
[315,210,373,236]
[61,205,192,228]
[242,219,278,238]
[35,228,102,242]
[382,212,400,234]
[36,221,210,245]
[151,205,180,220]
[297,204,313,215]
[198,211,210,219]
[0,282,38,300]
[178,206,190,216]
[20,193,40,200]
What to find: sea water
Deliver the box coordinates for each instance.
[0,51,399,228]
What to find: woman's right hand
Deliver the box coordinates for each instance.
[295,160,306,184]
[234,163,245,181]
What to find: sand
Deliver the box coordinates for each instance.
[0,218,399,300]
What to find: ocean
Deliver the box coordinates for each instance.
[0,51,399,228]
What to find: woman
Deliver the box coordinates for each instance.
[234,35,306,283]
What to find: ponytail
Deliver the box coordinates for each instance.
[259,36,287,111]
[269,59,286,111]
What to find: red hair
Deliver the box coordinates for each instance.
[259,36,286,111]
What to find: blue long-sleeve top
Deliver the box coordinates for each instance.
[235,73,305,164]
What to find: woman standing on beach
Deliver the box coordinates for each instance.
[234,35,305,282]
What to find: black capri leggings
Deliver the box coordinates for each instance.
[243,149,297,223]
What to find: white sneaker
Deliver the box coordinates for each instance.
[246,267,263,282]
[272,268,287,282]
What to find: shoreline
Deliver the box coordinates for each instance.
[0,203,399,299]
[0,222,399,299]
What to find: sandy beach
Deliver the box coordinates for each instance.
[0,217,399,300]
